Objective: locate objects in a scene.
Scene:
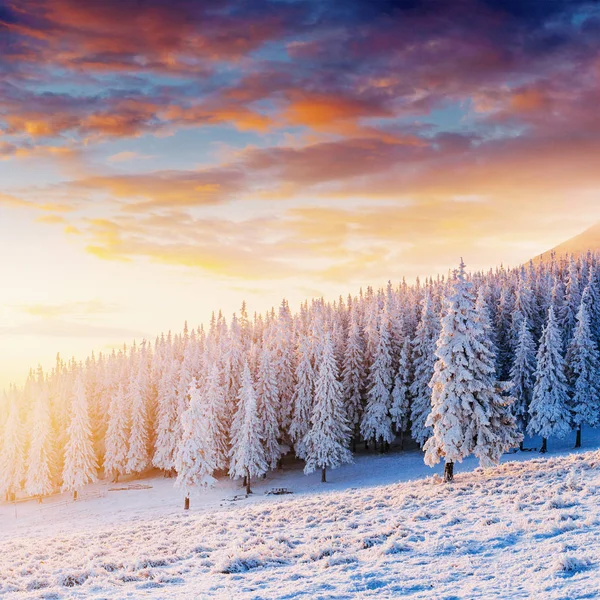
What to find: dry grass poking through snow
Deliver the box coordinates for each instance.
[3,451,600,599]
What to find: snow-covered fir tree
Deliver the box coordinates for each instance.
[390,337,411,443]
[301,332,352,482]
[229,360,267,494]
[153,357,179,474]
[566,290,600,448]
[289,332,314,450]
[62,370,98,499]
[104,383,129,482]
[509,318,537,445]
[25,369,54,499]
[126,366,150,475]
[341,304,366,450]
[175,376,217,509]
[0,388,25,501]
[361,311,394,450]
[410,290,439,447]
[256,346,282,470]
[424,261,521,482]
[527,306,572,453]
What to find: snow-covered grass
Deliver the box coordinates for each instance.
[2,430,600,599]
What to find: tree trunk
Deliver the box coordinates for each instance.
[245,469,252,495]
[364,440,369,451]
[73,490,78,501]
[114,473,119,483]
[519,441,524,451]
[184,496,190,510]
[242,474,247,488]
[374,438,378,451]
[400,429,404,451]
[575,425,582,449]
[321,466,327,483]
[540,437,547,453]
[379,436,385,455]
[352,436,357,453]
[444,461,454,483]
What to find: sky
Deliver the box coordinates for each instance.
[2,0,600,388]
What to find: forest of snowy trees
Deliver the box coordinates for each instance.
[2,252,600,503]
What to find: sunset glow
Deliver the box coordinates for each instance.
[2,0,600,387]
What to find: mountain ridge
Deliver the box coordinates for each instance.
[534,222,600,262]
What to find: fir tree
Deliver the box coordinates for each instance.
[390,337,410,443]
[62,370,98,499]
[341,304,366,450]
[528,306,572,453]
[104,383,129,482]
[153,359,179,474]
[203,361,229,471]
[229,360,267,493]
[509,319,537,444]
[361,311,394,450]
[566,291,600,448]
[272,300,295,431]
[126,369,150,475]
[301,333,352,483]
[410,290,439,447]
[256,346,282,469]
[289,332,314,450]
[175,377,217,510]
[424,261,521,482]
[25,369,54,499]
[0,389,25,501]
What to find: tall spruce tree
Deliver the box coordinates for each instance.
[390,337,411,444]
[175,376,217,510]
[410,290,439,447]
[104,383,129,482]
[289,332,314,450]
[25,369,54,499]
[229,360,267,494]
[153,357,179,474]
[424,261,521,482]
[566,290,600,448]
[126,368,150,475]
[62,370,98,499]
[256,346,282,470]
[527,306,572,453]
[341,304,366,450]
[301,333,351,483]
[509,319,537,446]
[0,389,25,501]
[361,311,394,450]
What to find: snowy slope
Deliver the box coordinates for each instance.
[535,221,600,262]
[2,432,600,599]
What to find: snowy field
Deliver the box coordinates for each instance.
[2,430,600,599]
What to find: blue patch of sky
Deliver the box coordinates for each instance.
[93,125,289,173]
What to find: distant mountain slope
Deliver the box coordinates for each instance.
[535,222,600,262]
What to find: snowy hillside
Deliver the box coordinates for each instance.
[3,433,600,599]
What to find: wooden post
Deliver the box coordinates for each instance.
[321,466,327,483]
[540,437,547,453]
[575,425,582,449]
[73,490,78,501]
[184,496,190,511]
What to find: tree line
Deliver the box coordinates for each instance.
[1,251,599,504]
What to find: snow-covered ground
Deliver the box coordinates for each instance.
[2,430,600,599]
